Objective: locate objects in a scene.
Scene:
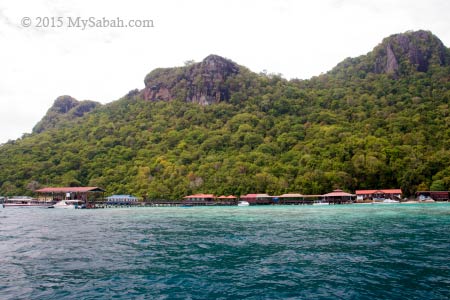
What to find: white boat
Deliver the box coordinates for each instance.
[237,201,250,206]
[50,200,83,209]
[418,195,435,202]
[3,196,49,207]
[313,201,329,205]
[372,198,399,204]
[383,199,399,203]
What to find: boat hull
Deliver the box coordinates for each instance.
[3,203,49,207]
[52,204,76,209]
[50,200,83,209]
[372,199,400,204]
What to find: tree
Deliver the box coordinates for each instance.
[430,180,445,191]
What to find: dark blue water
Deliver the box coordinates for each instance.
[1,204,449,299]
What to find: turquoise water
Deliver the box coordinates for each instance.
[1,204,449,299]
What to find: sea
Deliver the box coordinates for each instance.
[1,204,449,300]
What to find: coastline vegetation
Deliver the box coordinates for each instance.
[0,30,449,200]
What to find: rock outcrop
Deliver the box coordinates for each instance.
[373,30,448,75]
[33,96,100,133]
[330,30,449,78]
[142,55,240,105]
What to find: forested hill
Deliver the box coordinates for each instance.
[1,30,449,199]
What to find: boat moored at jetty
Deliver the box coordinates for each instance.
[313,201,329,206]
[372,198,400,204]
[50,200,84,209]
[237,201,250,206]
[3,196,50,207]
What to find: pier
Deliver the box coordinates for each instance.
[31,186,449,209]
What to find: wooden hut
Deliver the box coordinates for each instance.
[217,195,237,205]
[36,186,105,206]
[415,191,449,201]
[322,189,355,204]
[240,193,273,205]
[277,193,304,205]
[183,194,215,202]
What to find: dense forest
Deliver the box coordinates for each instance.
[1,30,449,199]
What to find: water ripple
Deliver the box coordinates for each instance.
[0,205,449,299]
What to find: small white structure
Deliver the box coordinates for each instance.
[106,195,138,204]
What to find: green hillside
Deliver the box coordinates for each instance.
[1,30,449,199]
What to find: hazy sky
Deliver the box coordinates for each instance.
[0,0,449,143]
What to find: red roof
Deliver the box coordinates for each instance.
[355,189,402,195]
[36,187,105,193]
[183,194,215,199]
[217,195,237,199]
[241,194,271,198]
[323,189,354,197]
[278,193,303,198]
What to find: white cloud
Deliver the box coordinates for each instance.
[0,0,449,143]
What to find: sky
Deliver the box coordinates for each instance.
[0,0,449,143]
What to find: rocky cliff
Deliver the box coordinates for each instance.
[330,30,450,78]
[33,96,100,133]
[373,30,448,74]
[142,55,240,105]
